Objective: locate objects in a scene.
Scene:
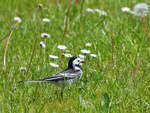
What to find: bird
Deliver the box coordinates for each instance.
[19,56,84,97]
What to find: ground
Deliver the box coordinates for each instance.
[0,0,150,112]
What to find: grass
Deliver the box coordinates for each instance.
[0,0,150,112]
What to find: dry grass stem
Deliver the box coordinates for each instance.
[142,17,150,43]
[3,22,19,71]
[62,0,72,42]
[25,7,41,77]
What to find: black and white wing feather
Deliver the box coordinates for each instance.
[42,68,78,81]
[19,68,78,83]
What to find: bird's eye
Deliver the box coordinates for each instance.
[77,60,80,62]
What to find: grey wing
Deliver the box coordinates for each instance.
[43,69,77,82]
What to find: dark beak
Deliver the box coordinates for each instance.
[80,60,85,63]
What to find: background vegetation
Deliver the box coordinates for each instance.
[0,0,150,112]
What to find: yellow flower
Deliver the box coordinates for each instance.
[62,52,65,56]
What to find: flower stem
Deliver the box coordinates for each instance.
[3,31,13,71]
[25,6,41,76]
[44,39,46,63]
[142,17,150,43]
[3,22,19,71]
[62,0,72,42]
[76,0,79,4]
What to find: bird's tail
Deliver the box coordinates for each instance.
[18,79,46,83]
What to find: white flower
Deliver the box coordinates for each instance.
[94,9,101,13]
[14,17,22,23]
[86,8,94,13]
[90,54,97,58]
[64,53,72,58]
[121,7,131,12]
[42,18,50,23]
[133,3,149,17]
[57,45,67,51]
[40,41,46,48]
[49,63,59,68]
[38,3,43,9]
[86,43,92,47]
[93,9,107,16]
[49,55,58,59]
[41,33,50,38]
[19,67,27,71]
[80,49,91,54]
[65,50,70,52]
[86,8,107,16]
[79,54,86,59]
[101,11,107,16]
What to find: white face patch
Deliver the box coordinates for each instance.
[72,58,83,69]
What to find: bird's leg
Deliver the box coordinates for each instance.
[65,80,70,91]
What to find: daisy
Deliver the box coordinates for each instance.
[93,9,101,13]
[40,41,46,48]
[80,49,91,54]
[64,53,72,58]
[49,55,58,59]
[42,18,50,23]
[79,54,86,59]
[61,52,65,56]
[121,7,131,12]
[41,33,50,38]
[65,50,70,52]
[86,43,92,48]
[90,54,97,58]
[19,67,27,72]
[57,45,67,51]
[93,9,107,16]
[38,4,43,9]
[101,11,107,16]
[86,8,94,13]
[49,63,59,68]
[14,17,22,23]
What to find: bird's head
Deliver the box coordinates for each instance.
[68,56,84,69]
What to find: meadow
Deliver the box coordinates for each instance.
[0,0,150,112]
